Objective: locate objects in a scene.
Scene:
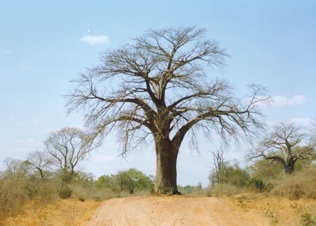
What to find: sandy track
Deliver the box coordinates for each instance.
[86,196,253,226]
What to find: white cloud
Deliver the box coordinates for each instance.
[287,117,316,127]
[80,35,110,45]
[271,95,307,107]
[267,118,316,131]
[31,119,41,124]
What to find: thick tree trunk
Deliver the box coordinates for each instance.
[284,158,296,174]
[154,138,180,194]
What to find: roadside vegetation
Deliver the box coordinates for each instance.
[1,141,316,225]
[1,123,315,225]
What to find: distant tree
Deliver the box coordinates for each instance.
[247,159,283,182]
[177,185,195,194]
[3,158,31,177]
[209,158,249,188]
[225,162,249,187]
[27,150,54,181]
[72,171,95,188]
[248,123,315,174]
[209,149,227,185]
[44,127,99,185]
[115,168,153,194]
[66,27,270,194]
[95,174,118,191]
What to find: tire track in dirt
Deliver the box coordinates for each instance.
[86,196,254,226]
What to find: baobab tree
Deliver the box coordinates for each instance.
[66,27,269,194]
[248,123,315,174]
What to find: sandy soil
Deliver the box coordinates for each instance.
[86,196,254,226]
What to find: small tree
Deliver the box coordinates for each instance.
[225,163,249,187]
[66,27,270,194]
[209,149,227,185]
[95,174,118,191]
[27,150,54,181]
[248,159,283,182]
[0,159,31,218]
[44,127,99,186]
[248,123,315,174]
[209,159,249,188]
[115,168,153,194]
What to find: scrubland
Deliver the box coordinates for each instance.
[1,166,316,225]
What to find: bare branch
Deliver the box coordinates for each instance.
[248,123,315,174]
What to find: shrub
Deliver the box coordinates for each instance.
[248,177,265,192]
[301,213,316,226]
[0,172,30,219]
[272,166,316,199]
[209,184,246,196]
[59,186,72,199]
[70,184,117,201]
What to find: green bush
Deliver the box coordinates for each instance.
[59,186,72,199]
[248,177,265,192]
[301,213,316,226]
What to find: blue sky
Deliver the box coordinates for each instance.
[1,1,315,186]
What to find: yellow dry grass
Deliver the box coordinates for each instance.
[2,199,102,226]
[2,194,316,226]
[224,193,316,226]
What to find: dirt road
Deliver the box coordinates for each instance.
[86,196,254,226]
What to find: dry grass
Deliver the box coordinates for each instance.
[209,183,247,196]
[3,194,316,226]
[2,199,102,226]
[272,166,316,200]
[225,193,316,226]
[2,166,316,226]
[1,189,150,226]
[70,185,118,201]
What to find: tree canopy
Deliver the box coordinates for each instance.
[66,27,270,193]
[44,127,99,185]
[248,123,315,174]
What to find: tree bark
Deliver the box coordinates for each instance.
[283,158,296,174]
[154,138,180,194]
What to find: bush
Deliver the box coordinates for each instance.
[272,166,316,199]
[0,176,28,219]
[59,186,72,199]
[209,184,246,196]
[35,180,59,205]
[70,184,117,201]
[301,213,316,226]
[248,177,265,192]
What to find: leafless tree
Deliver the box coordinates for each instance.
[27,150,54,181]
[44,127,98,185]
[248,123,315,174]
[66,27,270,194]
[209,149,227,185]
[3,158,31,177]
[0,158,31,218]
